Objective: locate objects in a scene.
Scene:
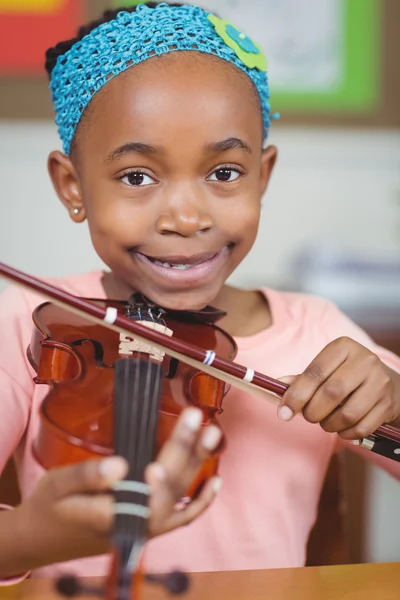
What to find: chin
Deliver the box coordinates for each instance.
[143,284,220,312]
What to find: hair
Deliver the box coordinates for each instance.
[45,2,185,78]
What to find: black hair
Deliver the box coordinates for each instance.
[45,2,185,78]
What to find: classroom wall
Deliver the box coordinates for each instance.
[0,121,399,562]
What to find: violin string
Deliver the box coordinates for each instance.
[117,359,130,592]
[114,357,142,595]
[133,321,165,571]
[127,357,145,578]
[128,356,146,573]
[113,328,163,597]
[128,329,163,573]
[128,356,154,573]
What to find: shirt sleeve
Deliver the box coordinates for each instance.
[0,288,39,584]
[0,285,36,473]
[320,299,400,480]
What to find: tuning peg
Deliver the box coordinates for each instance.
[145,570,190,595]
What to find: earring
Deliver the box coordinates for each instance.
[73,208,80,215]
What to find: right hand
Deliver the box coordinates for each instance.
[13,407,223,574]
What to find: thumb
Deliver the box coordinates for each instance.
[43,456,128,500]
[276,375,298,422]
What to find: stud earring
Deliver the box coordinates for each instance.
[73,208,80,215]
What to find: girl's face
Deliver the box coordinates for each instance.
[49,52,276,310]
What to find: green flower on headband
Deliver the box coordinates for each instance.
[208,14,267,72]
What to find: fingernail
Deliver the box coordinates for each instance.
[149,463,166,482]
[278,405,294,421]
[99,457,127,481]
[351,440,361,446]
[183,408,203,431]
[211,477,223,493]
[202,425,222,451]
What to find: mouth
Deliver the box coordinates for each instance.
[132,246,231,285]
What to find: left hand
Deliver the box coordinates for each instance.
[278,337,400,440]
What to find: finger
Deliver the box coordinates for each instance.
[44,456,128,500]
[337,397,393,441]
[302,359,374,425]
[56,493,114,534]
[146,419,222,511]
[154,408,220,485]
[152,476,222,536]
[160,424,222,499]
[319,366,387,433]
[278,338,353,420]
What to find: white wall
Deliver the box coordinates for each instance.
[0,121,399,562]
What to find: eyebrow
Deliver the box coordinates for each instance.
[105,142,162,163]
[207,137,252,155]
[105,136,252,163]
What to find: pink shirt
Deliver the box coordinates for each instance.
[0,271,399,580]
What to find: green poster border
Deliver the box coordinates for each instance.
[270,0,381,113]
[112,0,149,6]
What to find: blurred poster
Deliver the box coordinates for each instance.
[0,0,83,75]
[196,0,343,91]
[187,0,380,113]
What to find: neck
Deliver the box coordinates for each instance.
[100,272,272,337]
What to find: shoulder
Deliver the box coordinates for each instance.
[263,288,400,368]
[0,271,105,416]
[263,287,380,349]
[0,270,104,314]
[0,269,104,360]
[264,288,338,326]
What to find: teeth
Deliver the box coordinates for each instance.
[153,259,190,270]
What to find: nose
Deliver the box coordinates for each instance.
[156,190,214,237]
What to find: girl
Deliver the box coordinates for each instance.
[1,0,400,582]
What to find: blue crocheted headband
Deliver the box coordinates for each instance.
[50,3,277,155]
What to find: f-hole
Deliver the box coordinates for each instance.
[164,357,179,379]
[72,338,112,368]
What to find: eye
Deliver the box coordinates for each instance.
[207,167,241,182]
[120,171,156,187]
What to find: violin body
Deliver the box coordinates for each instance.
[28,298,237,498]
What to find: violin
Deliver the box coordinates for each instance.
[28,293,235,498]
[1,262,400,600]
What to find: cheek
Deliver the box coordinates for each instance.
[216,192,261,241]
[83,189,154,252]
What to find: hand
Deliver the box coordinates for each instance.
[146,407,223,537]
[10,408,222,575]
[277,337,400,440]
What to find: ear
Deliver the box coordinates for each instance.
[48,151,86,223]
[259,145,277,198]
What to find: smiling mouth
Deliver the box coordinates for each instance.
[136,251,220,270]
[132,246,232,284]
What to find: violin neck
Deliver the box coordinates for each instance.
[110,357,163,600]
